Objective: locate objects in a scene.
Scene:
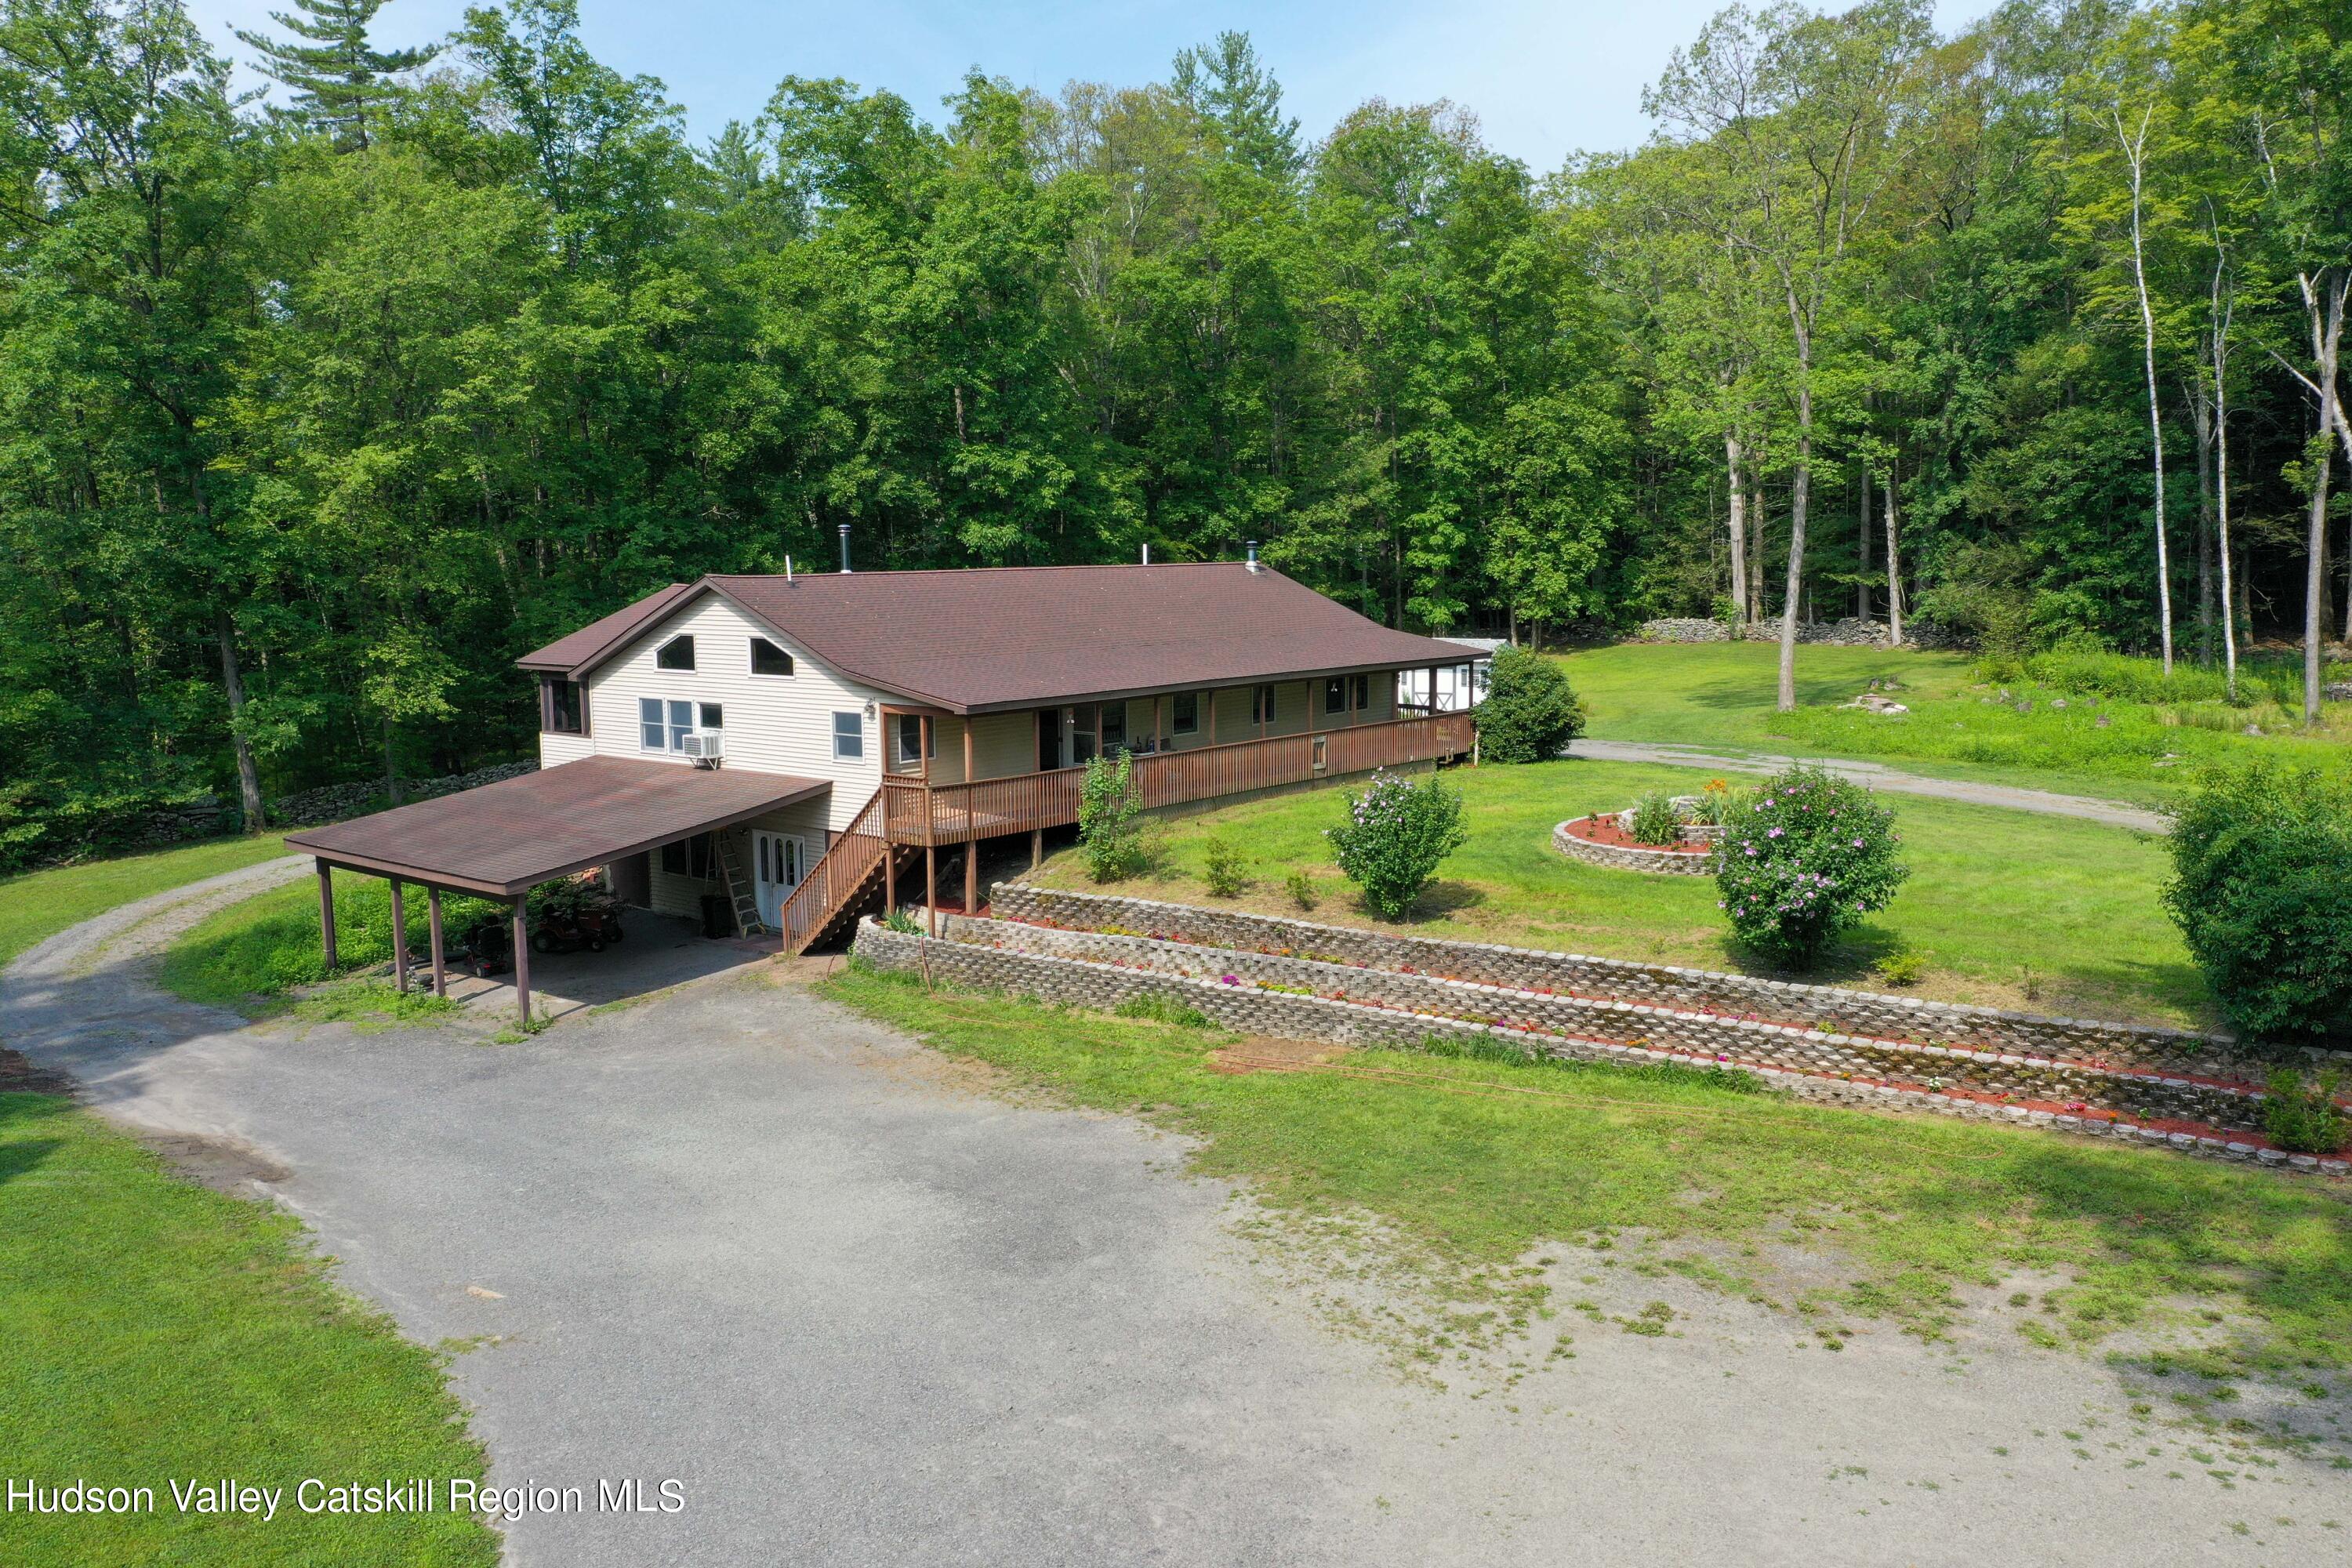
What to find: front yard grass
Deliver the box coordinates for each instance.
[0,833,290,967]
[160,875,493,1018]
[2,839,497,1566]
[1032,757,2210,1029]
[822,964,2352,1377]
[0,1095,496,1566]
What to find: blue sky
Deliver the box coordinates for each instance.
[187,0,2004,173]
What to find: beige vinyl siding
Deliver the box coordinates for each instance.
[580,595,880,832]
[538,731,596,768]
[642,799,834,920]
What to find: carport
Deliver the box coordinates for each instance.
[286,757,828,1023]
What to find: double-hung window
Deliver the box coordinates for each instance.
[1171,691,1200,735]
[1250,684,1276,725]
[1323,677,1347,717]
[1100,703,1128,754]
[833,711,865,759]
[639,697,712,753]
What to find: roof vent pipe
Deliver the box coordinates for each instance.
[838,523,852,573]
[785,554,793,584]
[1141,543,1150,565]
[1244,541,1260,573]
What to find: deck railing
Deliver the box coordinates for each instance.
[777,784,889,953]
[880,711,1474,848]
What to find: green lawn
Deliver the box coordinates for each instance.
[0,833,292,967]
[159,873,498,1017]
[1555,641,2349,806]
[1,840,498,1566]
[825,964,2352,1376]
[1033,757,2209,1029]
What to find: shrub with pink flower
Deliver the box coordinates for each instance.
[1711,764,1907,967]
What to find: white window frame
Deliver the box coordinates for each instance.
[656,634,696,671]
[640,695,712,753]
[833,711,865,759]
[750,637,795,677]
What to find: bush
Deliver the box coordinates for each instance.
[1473,646,1585,764]
[1625,791,1682,846]
[1202,836,1249,898]
[1076,753,1145,882]
[2263,1070,2346,1155]
[1283,869,1318,910]
[2164,763,2352,1046]
[1326,769,1469,920]
[1713,765,1908,967]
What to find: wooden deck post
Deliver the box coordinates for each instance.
[1030,827,1042,869]
[512,898,532,1026]
[315,858,338,971]
[426,886,447,998]
[388,878,409,993]
[924,844,937,938]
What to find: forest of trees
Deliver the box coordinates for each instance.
[0,0,2343,853]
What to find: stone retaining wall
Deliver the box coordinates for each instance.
[941,915,2267,1131]
[985,884,2328,1076]
[851,920,2346,1174]
[267,761,537,829]
[1635,616,1966,652]
[1551,820,1713,875]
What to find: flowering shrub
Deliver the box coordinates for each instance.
[1076,753,1145,881]
[1326,770,1469,920]
[1712,765,1907,967]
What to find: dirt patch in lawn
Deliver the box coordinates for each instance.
[0,1046,74,1095]
[1207,1036,1356,1076]
[140,1131,292,1193]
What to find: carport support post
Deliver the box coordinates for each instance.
[511,898,532,1026]
[426,887,447,999]
[389,879,409,993]
[315,858,337,971]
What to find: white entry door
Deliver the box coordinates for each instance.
[753,831,804,927]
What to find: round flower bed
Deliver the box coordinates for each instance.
[1553,806,1718,876]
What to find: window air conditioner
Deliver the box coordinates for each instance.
[680,731,724,763]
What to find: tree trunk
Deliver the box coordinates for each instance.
[1725,433,1748,624]
[1856,467,1872,622]
[1780,430,1810,713]
[215,611,264,831]
[2118,109,2175,674]
[2303,274,2346,724]
[383,717,403,806]
[1884,467,1904,648]
[1748,480,1766,622]
[2186,377,2216,665]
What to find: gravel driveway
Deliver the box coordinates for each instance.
[5,863,2342,1566]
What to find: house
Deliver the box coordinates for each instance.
[287,557,1480,1020]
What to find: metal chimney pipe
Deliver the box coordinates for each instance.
[838,523,852,573]
[1141,543,1150,565]
[1244,541,1260,573]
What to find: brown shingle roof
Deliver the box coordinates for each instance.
[516,581,697,676]
[519,564,1473,713]
[286,757,828,895]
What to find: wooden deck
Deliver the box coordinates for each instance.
[779,711,1475,952]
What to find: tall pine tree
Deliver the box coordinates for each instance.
[235,0,435,151]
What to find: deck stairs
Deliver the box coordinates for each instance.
[779,788,919,954]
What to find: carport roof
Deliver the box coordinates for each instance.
[286,757,829,897]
